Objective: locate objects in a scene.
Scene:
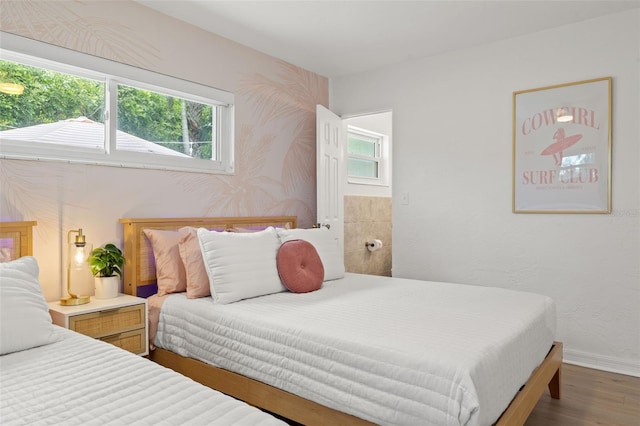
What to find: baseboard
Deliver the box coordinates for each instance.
[564,348,640,377]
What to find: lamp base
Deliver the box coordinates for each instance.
[60,295,91,306]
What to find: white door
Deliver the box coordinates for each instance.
[316,105,344,254]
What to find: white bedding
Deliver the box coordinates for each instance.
[155,273,556,426]
[0,326,285,426]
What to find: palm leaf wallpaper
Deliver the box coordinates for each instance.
[240,61,326,195]
[0,0,329,300]
[0,1,161,68]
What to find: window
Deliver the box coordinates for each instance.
[0,32,234,174]
[346,125,388,186]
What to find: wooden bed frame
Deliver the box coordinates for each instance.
[0,221,37,260]
[120,216,562,426]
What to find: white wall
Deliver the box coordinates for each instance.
[331,10,639,376]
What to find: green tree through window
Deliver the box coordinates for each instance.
[1,60,216,160]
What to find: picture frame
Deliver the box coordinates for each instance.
[512,77,612,213]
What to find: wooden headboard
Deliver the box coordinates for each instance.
[119,216,297,297]
[0,221,37,261]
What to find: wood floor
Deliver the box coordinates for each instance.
[526,363,640,426]
[278,363,638,425]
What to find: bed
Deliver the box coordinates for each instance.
[120,216,563,426]
[0,221,286,426]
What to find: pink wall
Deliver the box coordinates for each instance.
[0,0,328,300]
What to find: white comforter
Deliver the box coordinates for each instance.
[155,273,556,426]
[0,327,285,426]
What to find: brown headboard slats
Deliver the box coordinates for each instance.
[0,221,37,261]
[119,216,297,297]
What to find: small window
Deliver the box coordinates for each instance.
[347,126,388,186]
[0,32,234,174]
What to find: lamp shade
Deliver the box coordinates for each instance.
[61,229,92,305]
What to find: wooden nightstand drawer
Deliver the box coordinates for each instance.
[49,295,149,356]
[69,304,145,339]
[99,328,146,355]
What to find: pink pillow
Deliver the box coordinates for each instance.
[178,227,211,298]
[276,240,324,293]
[143,229,186,296]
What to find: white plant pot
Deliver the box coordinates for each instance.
[94,276,120,299]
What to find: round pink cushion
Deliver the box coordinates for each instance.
[276,239,324,293]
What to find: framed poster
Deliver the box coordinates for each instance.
[512,77,611,213]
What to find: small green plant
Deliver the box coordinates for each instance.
[88,243,125,278]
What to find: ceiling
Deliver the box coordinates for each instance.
[136,1,639,78]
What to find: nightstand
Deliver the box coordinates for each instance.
[48,294,148,356]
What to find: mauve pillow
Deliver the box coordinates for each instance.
[177,227,211,298]
[143,229,186,296]
[0,247,12,263]
[276,240,324,293]
[277,228,345,281]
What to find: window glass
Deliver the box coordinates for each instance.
[348,157,378,178]
[0,59,105,150]
[348,135,376,157]
[116,84,215,159]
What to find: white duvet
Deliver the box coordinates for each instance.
[155,273,556,426]
[0,327,285,426]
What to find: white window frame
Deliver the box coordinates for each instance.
[0,32,234,174]
[346,125,389,187]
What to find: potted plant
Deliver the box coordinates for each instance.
[88,243,125,299]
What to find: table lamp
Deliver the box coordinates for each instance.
[60,228,91,305]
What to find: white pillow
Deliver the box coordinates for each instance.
[0,256,57,355]
[276,228,345,281]
[197,227,285,304]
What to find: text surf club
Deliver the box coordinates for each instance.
[520,106,601,187]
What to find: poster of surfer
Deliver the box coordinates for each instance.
[512,77,611,213]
